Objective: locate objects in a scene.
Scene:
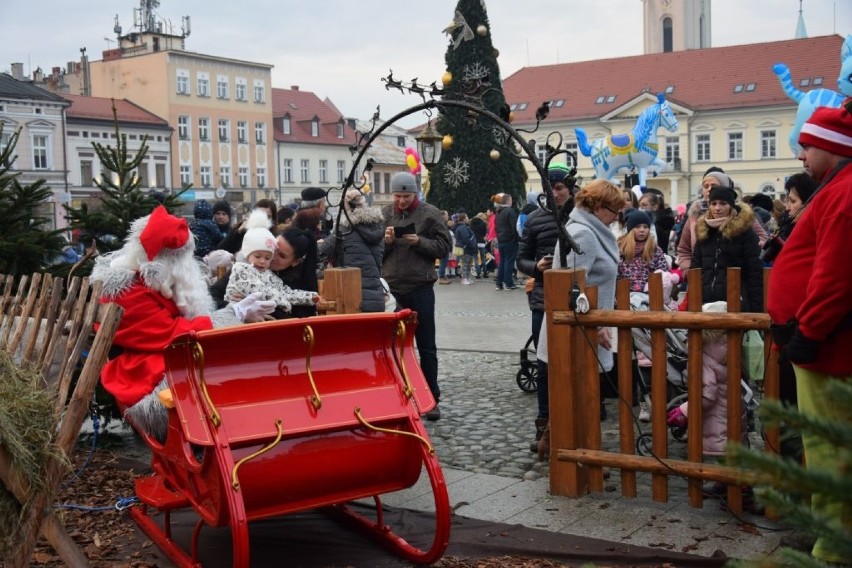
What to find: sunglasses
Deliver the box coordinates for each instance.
[603,206,620,216]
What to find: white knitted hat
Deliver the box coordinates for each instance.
[239,209,276,260]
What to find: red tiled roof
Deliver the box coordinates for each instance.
[271,87,349,146]
[503,35,845,123]
[61,94,169,127]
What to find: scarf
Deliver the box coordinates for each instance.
[704,215,731,230]
[394,194,420,213]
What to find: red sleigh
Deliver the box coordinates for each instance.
[127,309,450,567]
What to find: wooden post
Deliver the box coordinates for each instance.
[648,272,669,502]
[615,280,637,497]
[546,268,587,497]
[686,268,705,507]
[320,268,362,314]
[725,268,743,515]
[581,285,603,492]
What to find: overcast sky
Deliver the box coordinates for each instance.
[3,1,850,128]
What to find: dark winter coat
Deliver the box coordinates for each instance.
[495,206,518,244]
[693,203,763,312]
[653,207,676,255]
[469,217,487,243]
[382,200,452,295]
[189,200,223,258]
[320,206,386,313]
[453,223,477,256]
[517,208,560,311]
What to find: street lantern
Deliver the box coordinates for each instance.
[415,120,442,170]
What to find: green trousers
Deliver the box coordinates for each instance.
[793,365,851,563]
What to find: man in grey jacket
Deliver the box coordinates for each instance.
[382,172,452,420]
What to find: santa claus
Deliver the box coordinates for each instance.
[91,206,275,440]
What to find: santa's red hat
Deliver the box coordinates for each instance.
[799,106,852,158]
[140,206,190,260]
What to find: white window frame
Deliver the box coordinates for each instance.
[257,167,266,188]
[300,159,310,183]
[178,115,190,139]
[32,134,49,169]
[319,159,328,183]
[216,75,229,99]
[337,160,345,183]
[727,132,743,161]
[283,116,291,135]
[220,166,231,188]
[283,159,293,183]
[664,136,680,165]
[311,118,319,137]
[176,69,190,95]
[255,122,266,144]
[695,134,711,162]
[235,77,248,101]
[179,165,192,186]
[218,118,230,142]
[564,142,578,166]
[337,122,344,138]
[238,166,249,187]
[198,117,210,141]
[237,121,247,143]
[197,72,210,97]
[760,130,777,159]
[253,79,265,103]
[200,166,211,188]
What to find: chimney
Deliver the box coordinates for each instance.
[291,85,299,91]
[52,66,61,76]
[10,62,24,80]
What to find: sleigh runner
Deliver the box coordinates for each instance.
[128,308,451,567]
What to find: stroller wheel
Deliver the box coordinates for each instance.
[516,364,538,393]
[636,433,653,457]
[670,425,688,441]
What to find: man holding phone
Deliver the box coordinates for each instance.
[382,172,452,421]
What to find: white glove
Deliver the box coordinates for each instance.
[232,292,276,323]
[575,292,590,314]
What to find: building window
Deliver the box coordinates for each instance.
[300,159,310,183]
[760,130,777,159]
[200,166,211,188]
[238,167,249,188]
[728,132,743,160]
[257,167,266,188]
[283,116,291,135]
[137,162,149,188]
[80,160,93,186]
[337,160,345,183]
[237,121,247,143]
[220,166,231,188]
[178,115,190,139]
[283,159,293,183]
[374,173,381,193]
[198,118,210,141]
[218,119,230,142]
[665,136,680,165]
[311,118,319,137]
[695,134,711,162]
[337,122,344,138]
[662,17,673,52]
[536,147,546,165]
[319,160,328,183]
[176,69,190,95]
[197,73,210,97]
[255,122,266,144]
[32,134,48,169]
[216,75,229,99]
[564,142,578,166]
[156,163,166,187]
[180,165,192,186]
[397,136,406,148]
[235,79,247,101]
[253,80,265,103]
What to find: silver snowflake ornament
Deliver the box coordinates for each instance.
[443,157,471,188]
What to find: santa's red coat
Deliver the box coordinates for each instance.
[101,281,213,407]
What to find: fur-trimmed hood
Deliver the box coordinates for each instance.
[338,205,385,228]
[695,203,755,242]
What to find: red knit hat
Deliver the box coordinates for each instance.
[139,206,190,260]
[799,106,852,158]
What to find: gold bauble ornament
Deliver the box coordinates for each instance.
[477,24,488,36]
[442,134,454,150]
[508,111,515,123]
[489,149,501,161]
[441,71,453,87]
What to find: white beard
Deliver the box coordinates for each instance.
[139,247,213,318]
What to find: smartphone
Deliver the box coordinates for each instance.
[394,223,416,238]
[542,254,554,261]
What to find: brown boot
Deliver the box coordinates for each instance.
[536,421,550,461]
[529,418,547,452]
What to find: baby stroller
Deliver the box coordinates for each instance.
[516,335,538,392]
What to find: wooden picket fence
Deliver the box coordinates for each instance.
[543,267,778,514]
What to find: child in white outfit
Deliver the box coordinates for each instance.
[225,209,319,314]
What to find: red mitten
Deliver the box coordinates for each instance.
[667,407,687,428]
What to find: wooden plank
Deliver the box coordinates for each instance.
[38,277,81,377]
[21,276,60,365]
[552,309,770,329]
[582,286,603,492]
[8,273,44,355]
[725,268,743,515]
[1,274,29,347]
[686,268,705,508]
[615,280,637,498]
[648,272,669,502]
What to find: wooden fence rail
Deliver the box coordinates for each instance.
[544,267,777,514]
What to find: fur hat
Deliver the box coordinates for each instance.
[140,206,190,261]
[239,209,276,260]
[709,186,737,207]
[390,172,418,193]
[344,188,366,211]
[799,106,852,157]
[624,209,653,232]
[301,187,327,203]
[212,200,232,217]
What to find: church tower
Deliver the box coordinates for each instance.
[643,0,711,54]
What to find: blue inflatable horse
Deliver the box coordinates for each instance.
[575,93,678,186]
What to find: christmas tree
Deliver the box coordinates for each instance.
[64,104,186,273]
[0,125,65,276]
[427,0,527,216]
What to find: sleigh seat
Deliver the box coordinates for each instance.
[127,309,450,567]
